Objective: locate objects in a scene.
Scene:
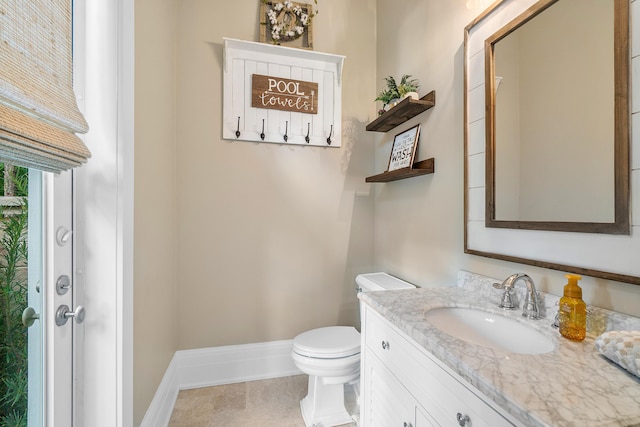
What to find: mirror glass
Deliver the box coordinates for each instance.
[485,0,629,234]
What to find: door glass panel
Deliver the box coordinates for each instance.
[0,164,43,427]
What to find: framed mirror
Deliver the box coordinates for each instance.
[485,0,629,234]
[464,0,640,285]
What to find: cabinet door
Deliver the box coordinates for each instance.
[362,352,419,427]
[416,407,439,427]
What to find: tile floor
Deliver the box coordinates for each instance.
[168,375,358,427]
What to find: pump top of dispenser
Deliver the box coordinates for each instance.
[564,274,583,299]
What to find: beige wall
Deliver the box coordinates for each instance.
[374,0,477,287]
[374,0,640,317]
[174,0,376,350]
[134,0,178,424]
[133,0,640,422]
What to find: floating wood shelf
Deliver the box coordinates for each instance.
[365,158,435,183]
[366,91,436,133]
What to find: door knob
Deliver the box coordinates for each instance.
[55,304,85,326]
[22,307,40,328]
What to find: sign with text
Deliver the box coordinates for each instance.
[252,74,318,114]
[387,124,421,171]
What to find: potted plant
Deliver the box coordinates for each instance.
[375,74,420,113]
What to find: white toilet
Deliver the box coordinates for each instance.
[291,272,416,427]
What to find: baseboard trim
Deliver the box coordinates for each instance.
[177,339,301,390]
[139,354,179,427]
[141,340,301,426]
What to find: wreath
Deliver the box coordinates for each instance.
[263,0,317,43]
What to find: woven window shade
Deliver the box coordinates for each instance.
[0,0,90,172]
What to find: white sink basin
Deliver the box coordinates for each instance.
[425,307,554,355]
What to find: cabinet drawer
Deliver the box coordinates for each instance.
[364,308,516,427]
[364,307,415,371]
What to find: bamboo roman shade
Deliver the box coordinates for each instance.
[0,0,90,172]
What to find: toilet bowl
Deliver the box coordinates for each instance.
[292,326,361,426]
[292,272,416,427]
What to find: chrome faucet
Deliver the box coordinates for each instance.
[493,274,541,320]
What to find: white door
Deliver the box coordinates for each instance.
[16,170,77,427]
[46,170,78,426]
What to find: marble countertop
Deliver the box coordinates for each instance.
[359,278,640,427]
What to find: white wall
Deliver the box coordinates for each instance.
[76,0,134,425]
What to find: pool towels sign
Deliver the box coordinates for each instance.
[252,74,318,114]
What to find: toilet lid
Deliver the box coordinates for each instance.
[293,326,361,358]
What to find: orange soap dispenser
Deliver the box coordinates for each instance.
[558,274,586,341]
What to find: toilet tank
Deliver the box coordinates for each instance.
[356,272,416,292]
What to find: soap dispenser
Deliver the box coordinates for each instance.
[558,274,586,341]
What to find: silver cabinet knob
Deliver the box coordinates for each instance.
[457,412,470,426]
[381,340,390,350]
[22,307,40,327]
[56,304,85,326]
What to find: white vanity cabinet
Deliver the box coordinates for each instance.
[360,307,518,427]
[362,353,436,427]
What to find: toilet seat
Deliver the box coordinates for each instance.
[293,326,360,359]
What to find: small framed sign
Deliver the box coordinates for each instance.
[387,124,421,171]
[252,74,318,114]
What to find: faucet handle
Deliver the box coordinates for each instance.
[523,292,538,317]
[522,289,542,320]
[493,282,517,310]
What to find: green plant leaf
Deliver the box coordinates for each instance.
[0,164,29,424]
[375,74,420,103]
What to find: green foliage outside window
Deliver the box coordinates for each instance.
[0,165,29,427]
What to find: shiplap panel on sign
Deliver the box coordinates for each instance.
[223,38,345,147]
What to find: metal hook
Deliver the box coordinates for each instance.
[235,116,241,138]
[326,124,333,145]
[260,119,265,140]
[284,121,288,142]
[305,123,310,143]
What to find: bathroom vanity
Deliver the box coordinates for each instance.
[361,307,517,426]
[358,272,640,427]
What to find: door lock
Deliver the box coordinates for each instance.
[56,275,71,295]
[55,305,85,326]
[56,226,73,246]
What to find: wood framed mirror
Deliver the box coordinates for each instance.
[464,0,640,285]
